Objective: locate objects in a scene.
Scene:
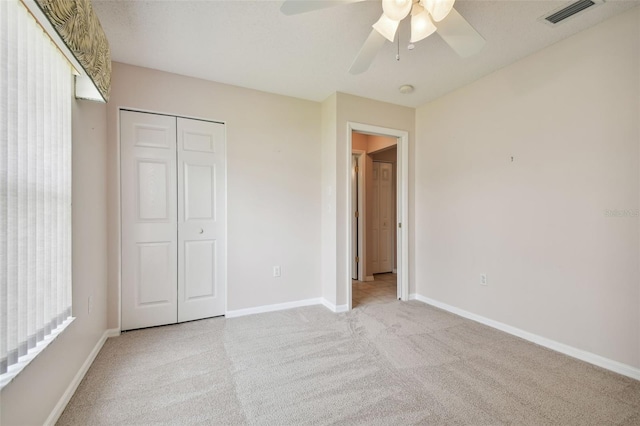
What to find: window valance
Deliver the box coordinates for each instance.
[34,0,111,102]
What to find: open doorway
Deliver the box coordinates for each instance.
[347,123,409,310]
[352,140,398,307]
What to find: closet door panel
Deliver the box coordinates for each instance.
[121,111,178,331]
[137,242,173,304]
[184,240,216,299]
[177,118,226,322]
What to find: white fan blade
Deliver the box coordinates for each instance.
[349,29,386,74]
[280,0,366,16]
[436,8,485,58]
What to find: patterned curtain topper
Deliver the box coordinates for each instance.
[36,0,111,102]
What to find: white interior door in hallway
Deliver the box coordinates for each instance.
[121,110,226,331]
[372,161,394,274]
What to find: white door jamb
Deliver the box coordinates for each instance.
[352,150,365,282]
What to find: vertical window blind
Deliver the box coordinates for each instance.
[1,0,74,386]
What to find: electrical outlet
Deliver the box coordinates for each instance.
[480,274,487,286]
[273,266,281,277]
[88,295,93,314]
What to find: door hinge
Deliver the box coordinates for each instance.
[398,223,402,228]
[355,211,359,218]
[355,256,359,263]
[355,165,359,173]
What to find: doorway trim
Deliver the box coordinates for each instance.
[346,122,409,310]
[351,150,365,282]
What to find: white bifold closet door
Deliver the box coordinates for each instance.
[176,117,226,322]
[121,110,226,331]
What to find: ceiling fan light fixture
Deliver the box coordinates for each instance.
[410,9,437,43]
[424,0,455,22]
[411,2,425,16]
[372,13,400,42]
[382,0,412,21]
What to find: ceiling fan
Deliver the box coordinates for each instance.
[280,0,485,74]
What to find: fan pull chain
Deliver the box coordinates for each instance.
[396,33,400,61]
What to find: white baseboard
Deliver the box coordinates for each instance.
[45,328,118,426]
[321,299,349,313]
[225,297,351,318]
[392,269,397,274]
[105,328,120,338]
[226,298,324,318]
[410,294,640,381]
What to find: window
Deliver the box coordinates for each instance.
[1,0,74,388]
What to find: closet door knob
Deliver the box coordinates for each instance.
[199,228,204,234]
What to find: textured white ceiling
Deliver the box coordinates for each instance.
[93,0,640,107]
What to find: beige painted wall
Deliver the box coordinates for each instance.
[106,63,322,326]
[415,7,640,367]
[368,135,397,154]
[321,94,338,305]
[351,133,396,155]
[352,131,368,152]
[1,99,109,425]
[334,93,415,306]
[371,147,397,162]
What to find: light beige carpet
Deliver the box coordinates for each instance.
[57,300,640,425]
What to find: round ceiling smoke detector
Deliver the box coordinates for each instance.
[399,84,414,94]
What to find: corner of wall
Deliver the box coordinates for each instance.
[321,93,338,305]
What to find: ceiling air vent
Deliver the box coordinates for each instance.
[543,0,603,25]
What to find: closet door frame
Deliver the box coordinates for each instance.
[118,107,227,332]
